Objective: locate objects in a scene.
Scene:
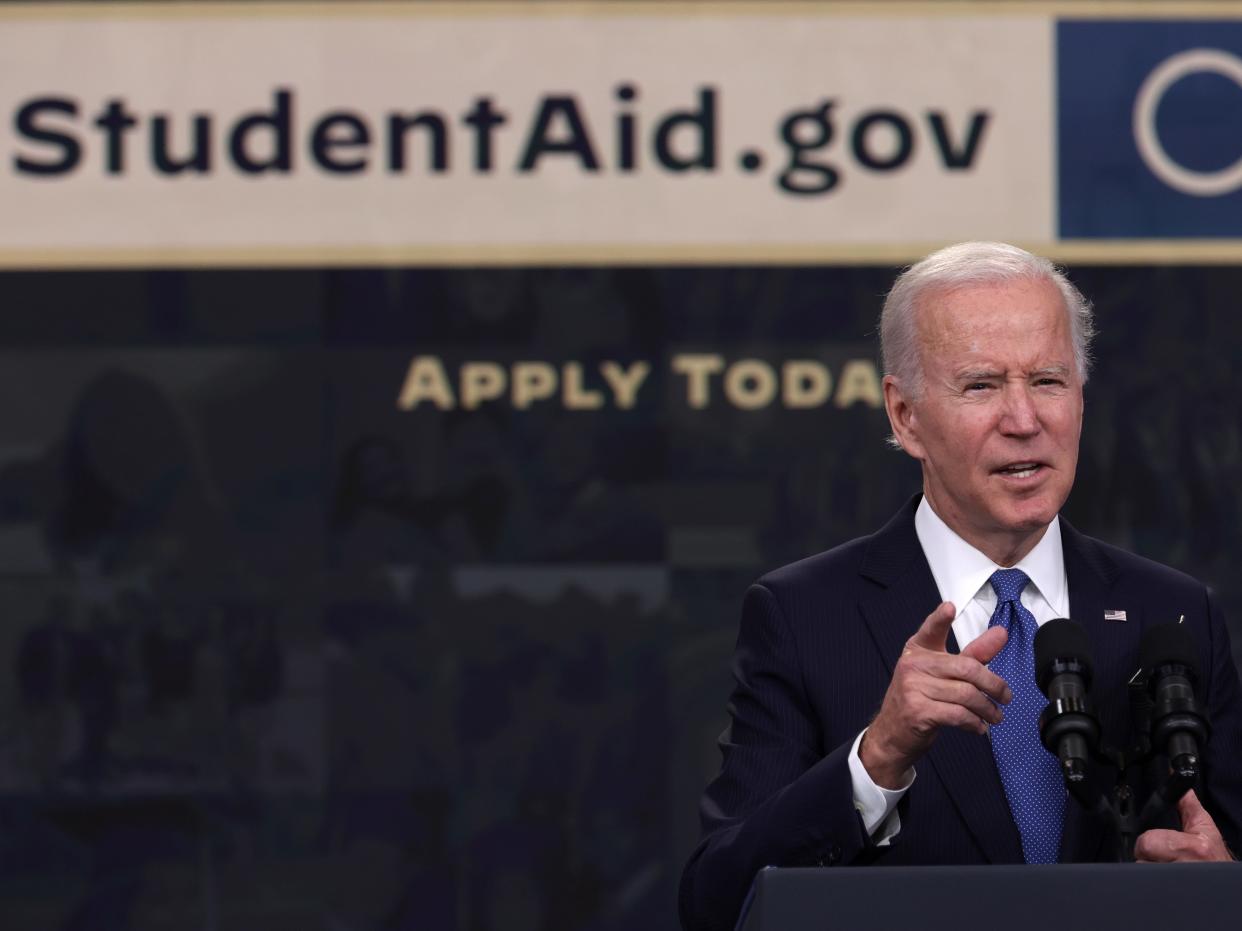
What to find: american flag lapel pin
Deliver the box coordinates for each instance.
[1104,609,1128,622]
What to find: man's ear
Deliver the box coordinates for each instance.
[883,375,924,459]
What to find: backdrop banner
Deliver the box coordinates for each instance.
[2,2,1241,265]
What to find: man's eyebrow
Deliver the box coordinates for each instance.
[953,365,1072,381]
[955,369,1002,381]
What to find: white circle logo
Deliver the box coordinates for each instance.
[1132,47,1242,197]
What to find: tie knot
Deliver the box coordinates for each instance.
[989,568,1030,604]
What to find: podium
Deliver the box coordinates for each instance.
[737,863,1240,931]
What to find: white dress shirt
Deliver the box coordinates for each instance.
[847,496,1071,842]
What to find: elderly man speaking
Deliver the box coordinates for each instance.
[679,243,1242,931]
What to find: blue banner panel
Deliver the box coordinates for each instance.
[1058,20,1242,238]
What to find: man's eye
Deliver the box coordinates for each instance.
[965,382,991,392]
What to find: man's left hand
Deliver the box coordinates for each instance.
[1135,790,1234,862]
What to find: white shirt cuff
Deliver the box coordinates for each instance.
[847,728,915,845]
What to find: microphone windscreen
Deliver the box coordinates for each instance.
[1034,617,1094,692]
[1139,622,1199,679]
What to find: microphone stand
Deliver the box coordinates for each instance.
[1067,674,1200,863]
[1080,748,1144,863]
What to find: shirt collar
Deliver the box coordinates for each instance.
[914,495,1068,617]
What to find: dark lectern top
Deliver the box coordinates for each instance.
[737,863,1240,931]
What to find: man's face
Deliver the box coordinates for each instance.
[884,276,1084,563]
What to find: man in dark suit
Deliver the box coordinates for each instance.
[679,243,1242,931]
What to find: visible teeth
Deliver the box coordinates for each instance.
[1003,464,1038,478]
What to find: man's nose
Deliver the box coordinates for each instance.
[999,384,1040,435]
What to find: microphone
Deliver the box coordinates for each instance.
[1035,618,1101,785]
[1139,622,1210,782]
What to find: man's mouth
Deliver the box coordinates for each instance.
[995,462,1043,479]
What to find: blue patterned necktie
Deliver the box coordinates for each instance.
[986,568,1064,864]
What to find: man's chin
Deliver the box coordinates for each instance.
[994,500,1061,536]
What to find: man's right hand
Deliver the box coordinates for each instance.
[859,601,1012,788]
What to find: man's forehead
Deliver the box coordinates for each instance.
[915,278,1068,338]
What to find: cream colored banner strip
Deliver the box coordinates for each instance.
[1,2,1240,266]
[0,5,1053,264]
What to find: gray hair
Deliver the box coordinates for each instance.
[879,241,1095,398]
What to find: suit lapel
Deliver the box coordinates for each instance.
[857,497,1023,864]
[1061,519,1134,691]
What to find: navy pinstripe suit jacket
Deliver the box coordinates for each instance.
[680,496,1242,931]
